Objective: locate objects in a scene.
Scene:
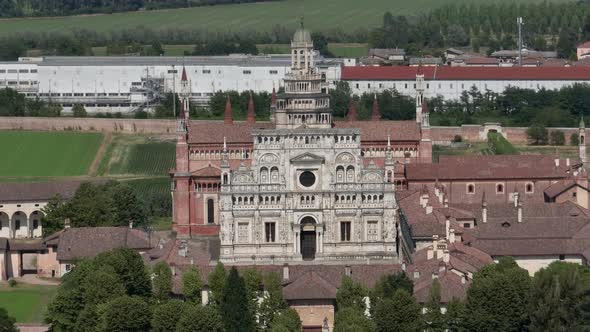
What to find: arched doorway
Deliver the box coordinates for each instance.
[300,216,316,260]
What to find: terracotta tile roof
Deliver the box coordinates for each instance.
[341,66,590,81]
[578,41,590,48]
[56,227,157,261]
[192,166,221,178]
[543,179,587,198]
[187,120,421,144]
[9,239,47,251]
[413,271,469,303]
[283,271,338,301]
[406,155,571,181]
[187,121,273,144]
[463,57,499,65]
[0,181,86,202]
[397,190,446,238]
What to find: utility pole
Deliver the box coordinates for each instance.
[517,17,524,67]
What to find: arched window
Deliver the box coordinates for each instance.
[260,167,269,183]
[386,170,393,183]
[496,184,504,193]
[222,173,228,184]
[207,199,215,224]
[336,166,344,183]
[346,166,355,182]
[582,135,585,144]
[467,184,475,194]
[526,183,534,193]
[270,167,279,183]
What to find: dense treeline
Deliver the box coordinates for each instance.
[370,1,590,58]
[46,254,300,332]
[329,82,590,127]
[0,0,282,18]
[335,258,590,331]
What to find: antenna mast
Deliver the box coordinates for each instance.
[517,17,524,67]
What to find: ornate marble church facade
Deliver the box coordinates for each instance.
[171,26,432,263]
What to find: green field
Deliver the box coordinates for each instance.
[98,135,175,176]
[0,0,569,37]
[0,131,102,177]
[0,285,57,323]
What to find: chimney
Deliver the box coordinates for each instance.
[449,228,456,244]
[445,217,450,240]
[517,200,523,223]
[513,192,519,208]
[442,249,450,263]
[345,265,352,277]
[426,205,433,214]
[567,158,571,167]
[443,195,449,208]
[555,157,560,168]
[482,191,487,224]
[439,261,446,272]
[401,263,406,271]
[461,274,466,284]
[129,221,133,229]
[283,263,290,281]
[64,218,71,229]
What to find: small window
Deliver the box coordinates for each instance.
[526,183,534,193]
[18,69,28,73]
[243,70,252,75]
[463,223,471,228]
[559,255,565,260]
[573,192,577,198]
[0,70,5,73]
[467,184,475,194]
[404,84,408,89]
[355,83,359,89]
[30,69,37,73]
[65,264,72,272]
[413,271,420,279]
[167,69,178,74]
[269,70,278,74]
[207,199,215,224]
[368,83,371,89]
[203,70,211,74]
[265,222,276,243]
[340,221,351,241]
[496,184,504,193]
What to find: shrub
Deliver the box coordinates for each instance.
[527,124,549,145]
[550,131,565,145]
[571,133,579,146]
[488,132,519,154]
[134,111,149,119]
[72,104,87,118]
[8,279,17,288]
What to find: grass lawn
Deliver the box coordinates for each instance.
[0,0,568,37]
[0,284,58,323]
[0,131,102,177]
[516,144,580,159]
[433,142,491,162]
[98,135,175,176]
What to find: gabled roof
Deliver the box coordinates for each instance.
[283,271,338,301]
[290,152,325,163]
[192,166,221,178]
[543,179,588,198]
[56,227,156,261]
[0,181,86,203]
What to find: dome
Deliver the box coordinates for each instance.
[293,27,312,44]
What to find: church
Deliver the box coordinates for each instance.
[170,24,433,263]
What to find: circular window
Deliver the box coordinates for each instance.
[299,171,316,187]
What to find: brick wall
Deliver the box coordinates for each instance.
[0,117,175,134]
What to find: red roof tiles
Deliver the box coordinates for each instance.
[341,66,590,81]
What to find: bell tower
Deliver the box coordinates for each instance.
[274,20,331,129]
[580,116,586,165]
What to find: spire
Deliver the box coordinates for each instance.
[482,190,487,207]
[224,96,233,125]
[181,66,187,82]
[300,15,304,29]
[247,92,256,124]
[371,94,380,121]
[387,134,391,149]
[271,86,277,106]
[347,99,357,121]
[580,116,585,129]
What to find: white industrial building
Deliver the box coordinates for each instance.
[342,66,590,101]
[0,55,343,114]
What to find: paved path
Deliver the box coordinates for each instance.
[15,274,59,286]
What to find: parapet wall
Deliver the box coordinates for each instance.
[0,117,581,145]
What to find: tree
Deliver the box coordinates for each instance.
[444,298,465,332]
[41,195,67,236]
[152,261,172,302]
[94,248,152,298]
[269,308,302,332]
[208,261,226,307]
[243,268,262,326]
[423,279,444,332]
[74,305,100,332]
[374,289,423,332]
[528,262,590,331]
[182,266,203,304]
[99,296,152,332]
[82,266,126,305]
[336,275,367,312]
[176,305,224,332]
[571,133,580,146]
[550,130,566,146]
[259,272,287,330]
[151,301,189,332]
[446,24,469,46]
[371,272,414,304]
[527,124,549,145]
[110,184,147,228]
[334,306,375,332]
[221,267,255,332]
[0,308,18,332]
[329,81,352,118]
[464,257,532,332]
[72,104,87,118]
